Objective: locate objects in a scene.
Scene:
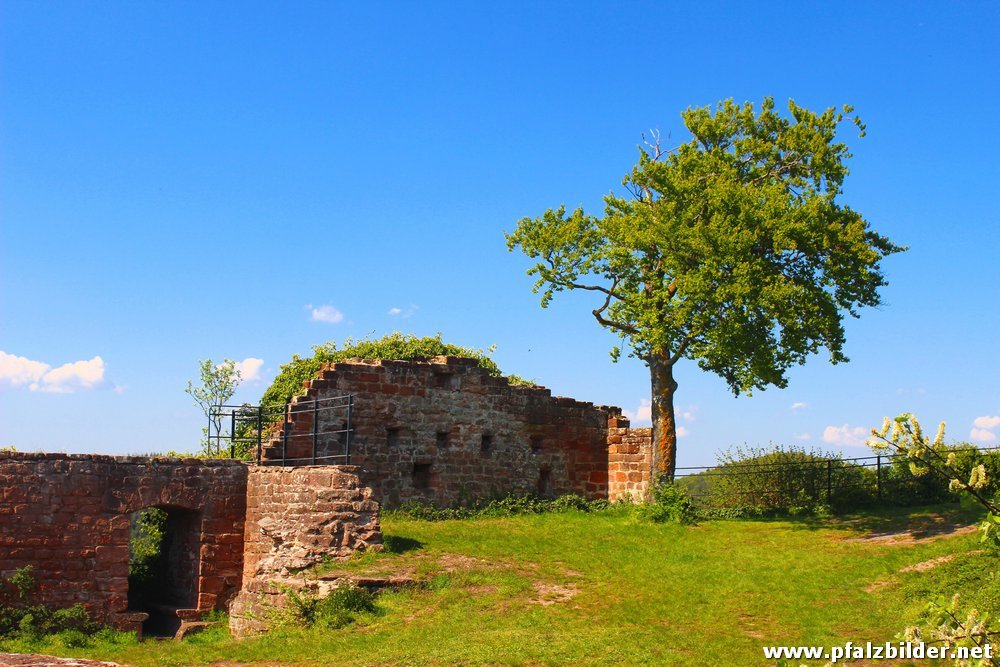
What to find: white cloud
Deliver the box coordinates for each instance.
[973,415,1000,429]
[679,405,698,422]
[31,356,105,393]
[822,424,869,448]
[791,402,808,410]
[795,432,812,441]
[113,385,127,395]
[1,351,107,394]
[310,305,344,324]
[677,426,689,438]
[971,427,996,443]
[622,399,651,423]
[387,305,419,318]
[0,351,50,388]
[233,357,264,383]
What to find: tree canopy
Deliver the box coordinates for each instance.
[507,97,905,480]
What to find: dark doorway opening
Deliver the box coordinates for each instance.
[127,506,201,637]
[537,468,553,497]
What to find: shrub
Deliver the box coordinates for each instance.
[0,567,100,639]
[391,493,613,521]
[282,584,378,630]
[879,443,1000,507]
[694,446,874,516]
[634,481,697,524]
[260,332,535,411]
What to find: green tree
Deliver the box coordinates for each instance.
[185,359,241,456]
[507,98,904,481]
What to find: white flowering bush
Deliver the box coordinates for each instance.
[904,594,996,667]
[867,414,999,539]
[868,414,998,666]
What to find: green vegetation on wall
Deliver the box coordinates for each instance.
[260,332,533,408]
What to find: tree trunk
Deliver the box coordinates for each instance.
[649,354,679,485]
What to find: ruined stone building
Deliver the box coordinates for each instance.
[263,356,653,505]
[0,356,652,638]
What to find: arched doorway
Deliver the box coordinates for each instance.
[127,506,201,637]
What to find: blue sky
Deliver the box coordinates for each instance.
[1,1,998,468]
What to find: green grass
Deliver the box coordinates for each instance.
[2,505,994,666]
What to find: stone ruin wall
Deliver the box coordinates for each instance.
[229,465,382,637]
[264,357,648,506]
[0,453,247,631]
[0,453,382,636]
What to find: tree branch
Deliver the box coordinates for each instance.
[669,336,692,365]
[592,277,639,335]
[544,257,630,302]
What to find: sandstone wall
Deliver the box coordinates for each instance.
[607,426,653,501]
[263,357,618,506]
[229,465,381,637]
[0,453,247,629]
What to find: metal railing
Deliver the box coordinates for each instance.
[207,394,353,465]
[672,446,1000,508]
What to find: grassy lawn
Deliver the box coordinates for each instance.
[4,505,994,666]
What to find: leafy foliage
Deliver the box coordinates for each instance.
[185,359,242,456]
[691,445,872,516]
[868,414,999,545]
[281,583,378,630]
[128,508,166,587]
[0,566,100,640]
[260,332,533,409]
[633,481,697,524]
[676,442,1000,517]
[880,443,1000,507]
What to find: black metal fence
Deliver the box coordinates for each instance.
[207,394,353,465]
[673,446,1000,511]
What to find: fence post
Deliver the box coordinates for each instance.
[256,406,263,464]
[312,399,319,465]
[230,410,236,459]
[826,459,832,502]
[876,454,882,501]
[282,401,289,466]
[346,395,353,465]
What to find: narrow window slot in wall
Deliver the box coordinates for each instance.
[530,436,543,454]
[412,463,432,489]
[480,433,493,455]
[386,427,401,447]
[436,431,450,449]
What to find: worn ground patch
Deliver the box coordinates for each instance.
[899,554,955,573]
[0,656,128,667]
[530,582,579,606]
[844,520,977,545]
[736,613,766,639]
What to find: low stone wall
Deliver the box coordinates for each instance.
[0,452,247,629]
[228,465,382,637]
[607,427,652,501]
